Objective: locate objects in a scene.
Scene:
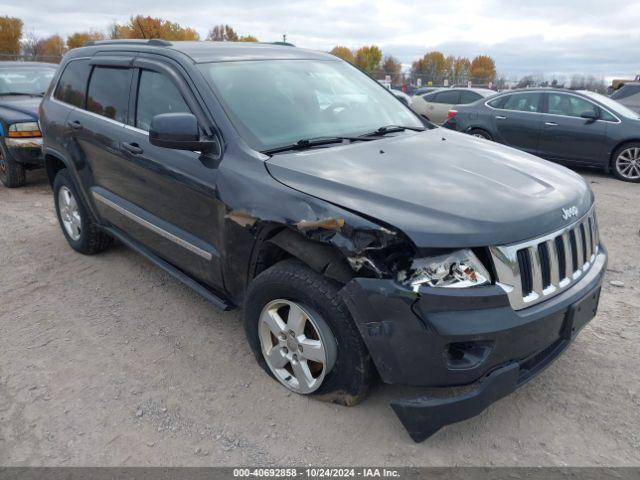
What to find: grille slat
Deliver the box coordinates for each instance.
[489,209,600,310]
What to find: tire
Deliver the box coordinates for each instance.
[53,169,113,254]
[611,143,640,183]
[244,259,374,406]
[468,128,493,141]
[0,144,26,188]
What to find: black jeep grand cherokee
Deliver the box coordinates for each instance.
[40,40,606,442]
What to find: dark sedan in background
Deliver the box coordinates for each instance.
[444,88,640,182]
[0,62,57,187]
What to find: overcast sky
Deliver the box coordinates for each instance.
[3,0,639,80]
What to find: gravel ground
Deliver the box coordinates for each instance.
[0,169,639,466]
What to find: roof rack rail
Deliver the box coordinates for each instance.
[84,39,172,47]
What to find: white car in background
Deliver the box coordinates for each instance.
[411,87,495,124]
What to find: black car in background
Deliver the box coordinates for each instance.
[444,88,640,182]
[0,62,57,187]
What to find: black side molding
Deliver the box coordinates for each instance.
[102,225,233,311]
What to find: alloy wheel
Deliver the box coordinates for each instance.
[615,147,640,180]
[58,186,82,241]
[258,299,337,394]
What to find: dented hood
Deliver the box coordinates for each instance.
[265,129,593,248]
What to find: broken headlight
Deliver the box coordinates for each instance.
[399,249,491,292]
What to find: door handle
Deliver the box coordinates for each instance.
[121,142,144,155]
[67,120,83,130]
[545,122,558,126]
[495,115,507,120]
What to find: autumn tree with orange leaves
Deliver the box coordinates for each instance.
[112,16,199,41]
[67,31,105,49]
[469,55,496,84]
[0,16,23,57]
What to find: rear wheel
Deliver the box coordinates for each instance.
[611,143,640,182]
[468,128,493,141]
[0,145,26,188]
[53,169,113,254]
[244,259,374,405]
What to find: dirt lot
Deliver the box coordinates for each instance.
[0,169,639,466]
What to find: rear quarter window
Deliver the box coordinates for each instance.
[53,59,91,108]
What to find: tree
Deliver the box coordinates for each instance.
[207,25,238,41]
[67,31,105,49]
[329,46,354,64]
[381,55,402,84]
[0,16,23,57]
[113,16,199,41]
[39,35,65,61]
[353,45,382,73]
[411,51,447,84]
[238,35,258,42]
[452,57,471,85]
[469,55,496,84]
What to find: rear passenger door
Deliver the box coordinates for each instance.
[96,57,224,289]
[487,91,543,155]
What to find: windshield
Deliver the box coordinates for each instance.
[0,67,56,96]
[198,59,423,151]
[580,90,640,120]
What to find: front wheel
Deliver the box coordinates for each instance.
[0,145,26,188]
[611,143,640,182]
[244,259,374,405]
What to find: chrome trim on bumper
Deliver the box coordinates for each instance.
[5,137,43,148]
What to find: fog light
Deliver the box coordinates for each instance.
[445,341,493,370]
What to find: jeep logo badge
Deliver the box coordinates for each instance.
[562,206,579,220]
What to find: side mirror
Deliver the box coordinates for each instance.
[149,113,216,152]
[580,110,598,121]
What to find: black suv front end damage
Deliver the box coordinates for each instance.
[339,245,606,442]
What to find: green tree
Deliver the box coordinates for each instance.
[354,45,382,73]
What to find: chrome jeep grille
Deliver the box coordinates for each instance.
[489,208,599,310]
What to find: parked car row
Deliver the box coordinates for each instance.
[441,88,640,182]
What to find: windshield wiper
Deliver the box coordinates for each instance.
[262,136,375,155]
[360,124,425,137]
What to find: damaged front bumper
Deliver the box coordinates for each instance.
[4,137,44,167]
[340,250,606,442]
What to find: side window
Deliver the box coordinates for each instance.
[611,85,640,100]
[547,93,597,118]
[600,109,617,122]
[135,70,191,131]
[422,92,437,102]
[459,90,482,104]
[487,96,507,108]
[502,92,541,112]
[433,90,460,104]
[86,67,131,123]
[53,59,91,108]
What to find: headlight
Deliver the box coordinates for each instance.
[8,122,42,138]
[399,249,491,291]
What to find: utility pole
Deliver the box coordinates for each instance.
[282,34,287,43]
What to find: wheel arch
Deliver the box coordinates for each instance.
[44,148,71,186]
[609,138,640,166]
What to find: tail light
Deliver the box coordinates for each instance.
[447,110,458,120]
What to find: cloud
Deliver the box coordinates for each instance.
[4,0,639,78]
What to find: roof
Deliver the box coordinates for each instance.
[0,61,58,68]
[77,40,336,64]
